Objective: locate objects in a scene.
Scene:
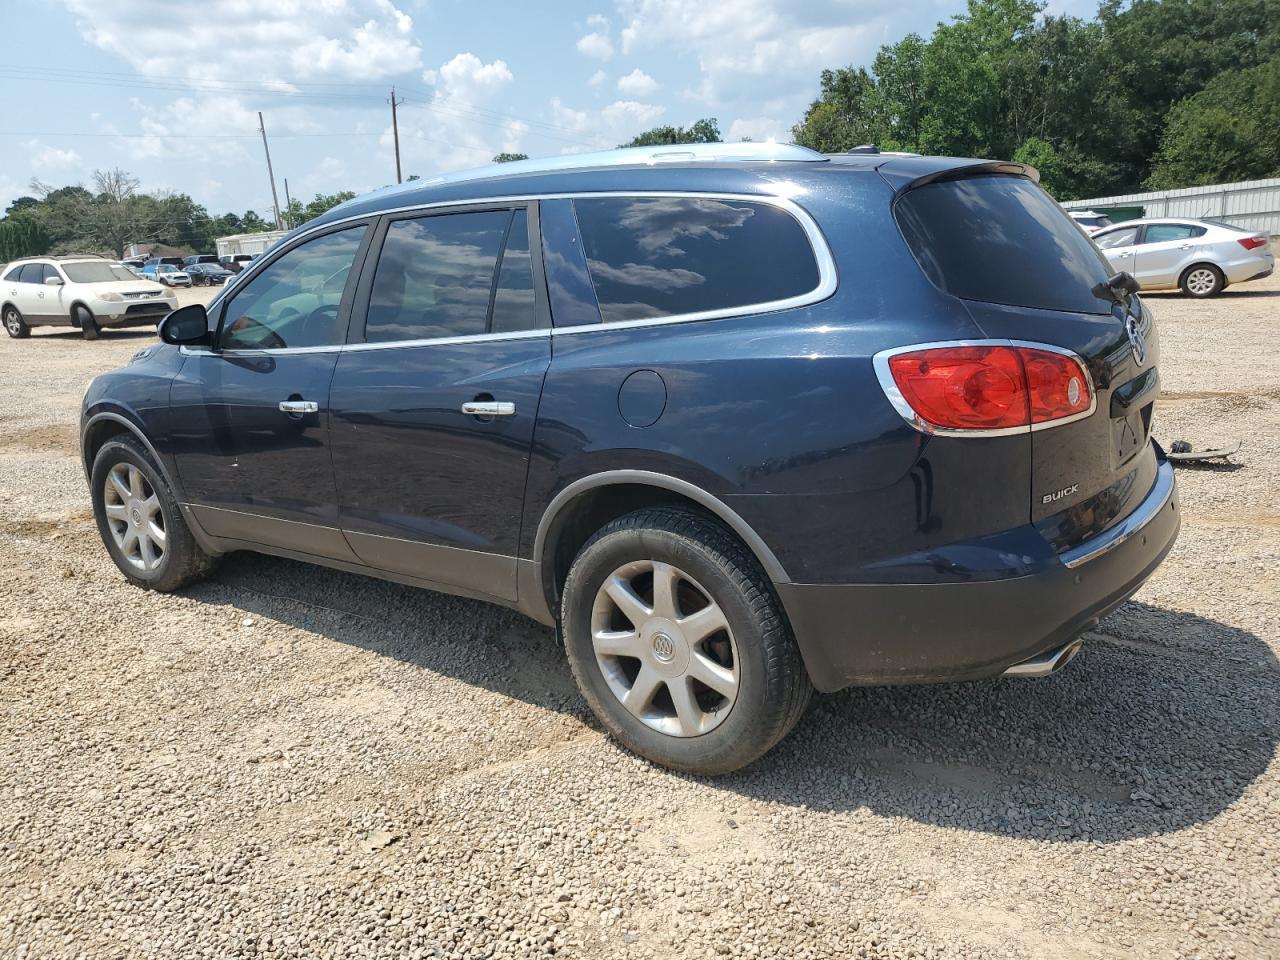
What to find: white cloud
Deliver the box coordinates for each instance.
[616,68,658,96]
[728,116,784,142]
[61,0,422,83]
[589,69,608,90]
[576,14,615,60]
[26,142,83,174]
[550,97,664,151]
[391,52,526,178]
[616,0,892,116]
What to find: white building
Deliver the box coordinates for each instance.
[1062,177,1280,235]
[215,230,288,259]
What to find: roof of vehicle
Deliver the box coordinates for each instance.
[6,254,110,264]
[1095,217,1246,229]
[307,143,1037,232]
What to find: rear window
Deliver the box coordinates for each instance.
[896,175,1114,315]
[573,197,820,323]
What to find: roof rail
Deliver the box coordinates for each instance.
[395,141,828,190]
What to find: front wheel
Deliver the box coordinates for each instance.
[3,305,30,338]
[1180,264,1224,298]
[75,305,99,340]
[561,507,811,775]
[91,434,216,591]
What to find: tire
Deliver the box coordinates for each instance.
[561,506,811,775]
[90,434,216,592]
[1180,263,1224,298]
[75,305,99,340]
[3,305,30,339]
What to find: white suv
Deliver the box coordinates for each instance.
[2,256,177,340]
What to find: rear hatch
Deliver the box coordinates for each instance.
[891,168,1160,551]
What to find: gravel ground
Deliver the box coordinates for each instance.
[1,276,1278,960]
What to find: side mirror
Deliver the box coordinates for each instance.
[44,276,64,286]
[1091,270,1140,303]
[159,304,212,346]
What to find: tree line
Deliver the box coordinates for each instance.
[1,168,356,261]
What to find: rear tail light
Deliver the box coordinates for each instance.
[876,342,1093,434]
[1237,236,1268,250]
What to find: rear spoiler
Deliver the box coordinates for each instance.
[877,158,1040,197]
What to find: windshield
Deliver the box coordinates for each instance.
[158,265,180,273]
[896,175,1115,315]
[62,262,140,283]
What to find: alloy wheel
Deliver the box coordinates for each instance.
[4,310,20,335]
[102,463,166,572]
[590,559,739,737]
[1186,268,1217,296]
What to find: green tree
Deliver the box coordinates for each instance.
[0,218,50,261]
[792,67,879,152]
[1146,57,1280,188]
[492,152,529,163]
[302,191,356,222]
[621,118,720,147]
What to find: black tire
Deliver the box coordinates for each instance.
[75,305,99,340]
[90,434,216,591]
[3,305,30,338]
[1180,263,1224,298]
[561,506,811,775]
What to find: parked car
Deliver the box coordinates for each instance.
[186,263,233,286]
[121,258,146,271]
[183,254,220,267]
[80,143,1180,774]
[143,256,186,274]
[219,254,256,273]
[1069,210,1113,232]
[152,264,191,288]
[1092,217,1275,297]
[3,255,176,340]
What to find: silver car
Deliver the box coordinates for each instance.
[1092,218,1275,297]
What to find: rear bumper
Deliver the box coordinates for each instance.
[1225,254,1274,284]
[777,458,1179,692]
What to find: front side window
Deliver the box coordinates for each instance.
[1095,227,1138,250]
[1141,224,1205,244]
[365,208,534,342]
[573,197,820,324]
[220,226,365,350]
[41,264,62,283]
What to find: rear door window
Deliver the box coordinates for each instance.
[572,197,820,323]
[365,209,526,342]
[18,263,45,284]
[895,175,1114,315]
[1141,224,1206,244]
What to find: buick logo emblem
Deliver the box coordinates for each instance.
[651,633,676,662]
[1126,314,1147,367]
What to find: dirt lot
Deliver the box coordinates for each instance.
[1,276,1277,960]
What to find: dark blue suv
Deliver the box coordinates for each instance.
[81,143,1179,774]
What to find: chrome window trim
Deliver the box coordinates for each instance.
[205,190,838,345]
[872,338,1098,438]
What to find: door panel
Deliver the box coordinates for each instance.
[167,223,372,558]
[330,338,551,598]
[330,203,550,601]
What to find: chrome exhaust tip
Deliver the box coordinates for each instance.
[1002,639,1084,678]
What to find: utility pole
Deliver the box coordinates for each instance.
[258,111,282,230]
[388,87,405,184]
[283,178,293,229]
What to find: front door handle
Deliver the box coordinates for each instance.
[279,400,319,415]
[460,400,516,417]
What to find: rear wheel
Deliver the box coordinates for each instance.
[91,434,216,591]
[1180,263,1224,298]
[561,507,811,775]
[3,305,30,338]
[75,305,99,340]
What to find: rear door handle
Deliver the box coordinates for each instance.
[279,400,319,415]
[460,400,516,417]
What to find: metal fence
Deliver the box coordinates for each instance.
[1061,177,1280,235]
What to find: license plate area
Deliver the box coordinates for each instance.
[1112,401,1153,466]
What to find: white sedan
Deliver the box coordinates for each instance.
[1091,218,1274,297]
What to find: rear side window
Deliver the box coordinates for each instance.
[896,175,1114,315]
[573,197,820,323]
[1142,224,1206,244]
[365,208,535,342]
[3,266,21,282]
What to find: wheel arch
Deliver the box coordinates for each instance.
[1179,260,1224,286]
[533,470,790,620]
[82,410,175,492]
[69,300,94,325]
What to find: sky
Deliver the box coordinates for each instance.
[0,0,1098,219]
